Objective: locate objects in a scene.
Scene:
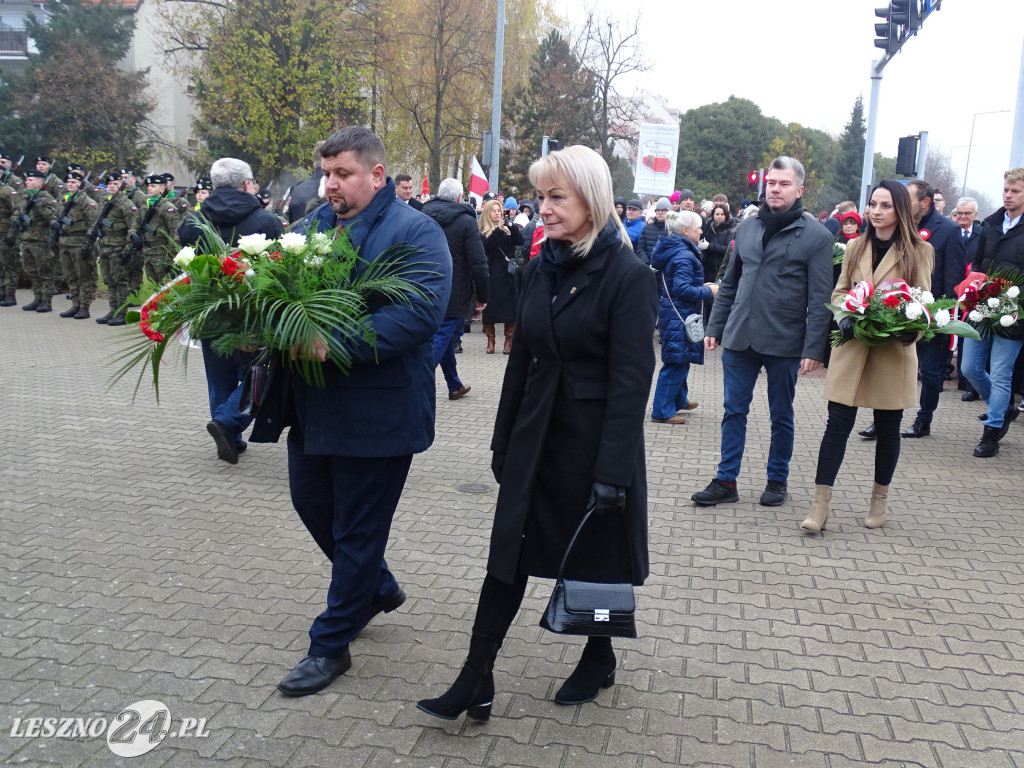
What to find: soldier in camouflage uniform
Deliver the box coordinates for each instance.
[0,153,23,189]
[129,174,181,284]
[34,156,62,198]
[13,170,61,312]
[122,169,148,209]
[93,172,139,326]
[0,179,21,306]
[54,172,100,319]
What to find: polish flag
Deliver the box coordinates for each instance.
[469,156,488,197]
[421,173,430,197]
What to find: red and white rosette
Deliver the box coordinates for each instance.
[842,281,874,313]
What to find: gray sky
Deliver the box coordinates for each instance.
[553,0,1023,213]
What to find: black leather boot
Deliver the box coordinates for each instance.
[416,636,499,721]
[60,306,80,318]
[0,290,14,307]
[859,422,877,439]
[973,426,1001,458]
[22,297,40,311]
[35,300,52,313]
[554,636,616,705]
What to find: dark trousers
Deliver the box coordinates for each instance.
[201,340,254,447]
[432,316,465,393]
[287,428,410,657]
[915,336,949,424]
[717,348,800,484]
[815,402,902,487]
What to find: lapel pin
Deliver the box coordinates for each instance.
[570,286,577,295]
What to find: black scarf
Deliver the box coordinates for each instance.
[537,217,621,296]
[758,199,804,250]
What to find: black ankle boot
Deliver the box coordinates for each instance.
[974,425,1001,458]
[554,637,616,705]
[416,664,495,721]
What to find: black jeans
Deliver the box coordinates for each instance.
[815,402,902,487]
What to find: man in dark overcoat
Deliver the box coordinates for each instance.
[252,126,452,696]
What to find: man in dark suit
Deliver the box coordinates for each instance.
[257,126,452,696]
[897,180,968,438]
[692,156,833,508]
[953,197,984,400]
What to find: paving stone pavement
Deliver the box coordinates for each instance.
[2,291,1024,768]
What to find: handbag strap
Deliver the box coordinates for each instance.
[660,270,701,323]
[555,499,634,580]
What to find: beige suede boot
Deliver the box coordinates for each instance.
[801,485,831,532]
[864,483,889,528]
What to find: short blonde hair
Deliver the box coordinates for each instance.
[527,145,627,257]
[478,199,502,237]
[1005,167,1024,184]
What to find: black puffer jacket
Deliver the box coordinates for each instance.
[178,187,284,249]
[422,198,489,318]
[635,218,665,265]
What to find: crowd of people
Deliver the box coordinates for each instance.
[5,131,1024,721]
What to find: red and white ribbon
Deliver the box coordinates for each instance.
[842,281,874,313]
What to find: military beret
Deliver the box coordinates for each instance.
[162,173,175,184]
[66,171,85,182]
[121,168,135,176]
[66,163,84,172]
[0,153,11,161]
[106,172,123,182]
[144,174,165,185]
[24,169,44,179]
[35,156,52,164]
[256,190,272,203]
[195,177,212,191]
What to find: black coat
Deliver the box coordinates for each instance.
[972,208,1024,340]
[422,198,489,318]
[481,224,523,324]
[487,224,658,586]
[286,169,323,224]
[178,188,284,249]
[703,219,734,280]
[917,206,967,299]
[634,218,664,265]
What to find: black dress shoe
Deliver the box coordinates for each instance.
[901,419,930,438]
[962,391,980,402]
[859,423,877,439]
[277,650,351,697]
[367,587,406,625]
[206,420,239,464]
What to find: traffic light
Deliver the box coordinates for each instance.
[895,135,919,176]
[874,5,900,55]
[747,171,759,186]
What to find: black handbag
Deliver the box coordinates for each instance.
[238,349,274,417]
[540,502,637,638]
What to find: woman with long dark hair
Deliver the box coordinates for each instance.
[802,180,934,532]
[416,145,657,721]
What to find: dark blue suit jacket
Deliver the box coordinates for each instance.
[962,222,983,269]
[918,206,967,299]
[252,178,453,457]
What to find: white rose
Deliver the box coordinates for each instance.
[304,254,324,269]
[309,231,332,255]
[988,297,1001,308]
[279,232,307,253]
[920,291,935,305]
[237,233,270,256]
[969,310,983,322]
[934,309,951,328]
[1000,314,1016,327]
[173,246,196,267]
[1007,286,1020,299]
[904,303,923,320]
[244,268,255,278]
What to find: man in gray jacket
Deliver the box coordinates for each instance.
[692,156,833,508]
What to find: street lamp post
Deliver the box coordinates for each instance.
[962,110,1011,196]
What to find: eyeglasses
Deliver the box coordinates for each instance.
[934,198,944,202]
[952,211,976,217]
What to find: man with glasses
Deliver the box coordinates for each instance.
[933,192,946,216]
[953,197,984,400]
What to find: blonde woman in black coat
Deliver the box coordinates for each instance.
[479,199,523,353]
[417,146,658,721]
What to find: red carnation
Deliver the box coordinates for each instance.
[269,251,282,261]
[883,294,901,309]
[986,283,1001,298]
[221,255,247,278]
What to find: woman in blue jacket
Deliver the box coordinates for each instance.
[650,210,718,423]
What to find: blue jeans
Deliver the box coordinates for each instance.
[287,428,410,658]
[915,336,950,424]
[651,362,691,419]
[962,334,1023,428]
[432,317,465,393]
[717,347,800,484]
[201,340,254,448]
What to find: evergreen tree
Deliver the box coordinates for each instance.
[835,95,866,203]
[13,0,153,168]
[504,30,600,196]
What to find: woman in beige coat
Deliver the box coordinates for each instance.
[802,180,934,532]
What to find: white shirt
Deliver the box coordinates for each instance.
[1005,212,1022,234]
